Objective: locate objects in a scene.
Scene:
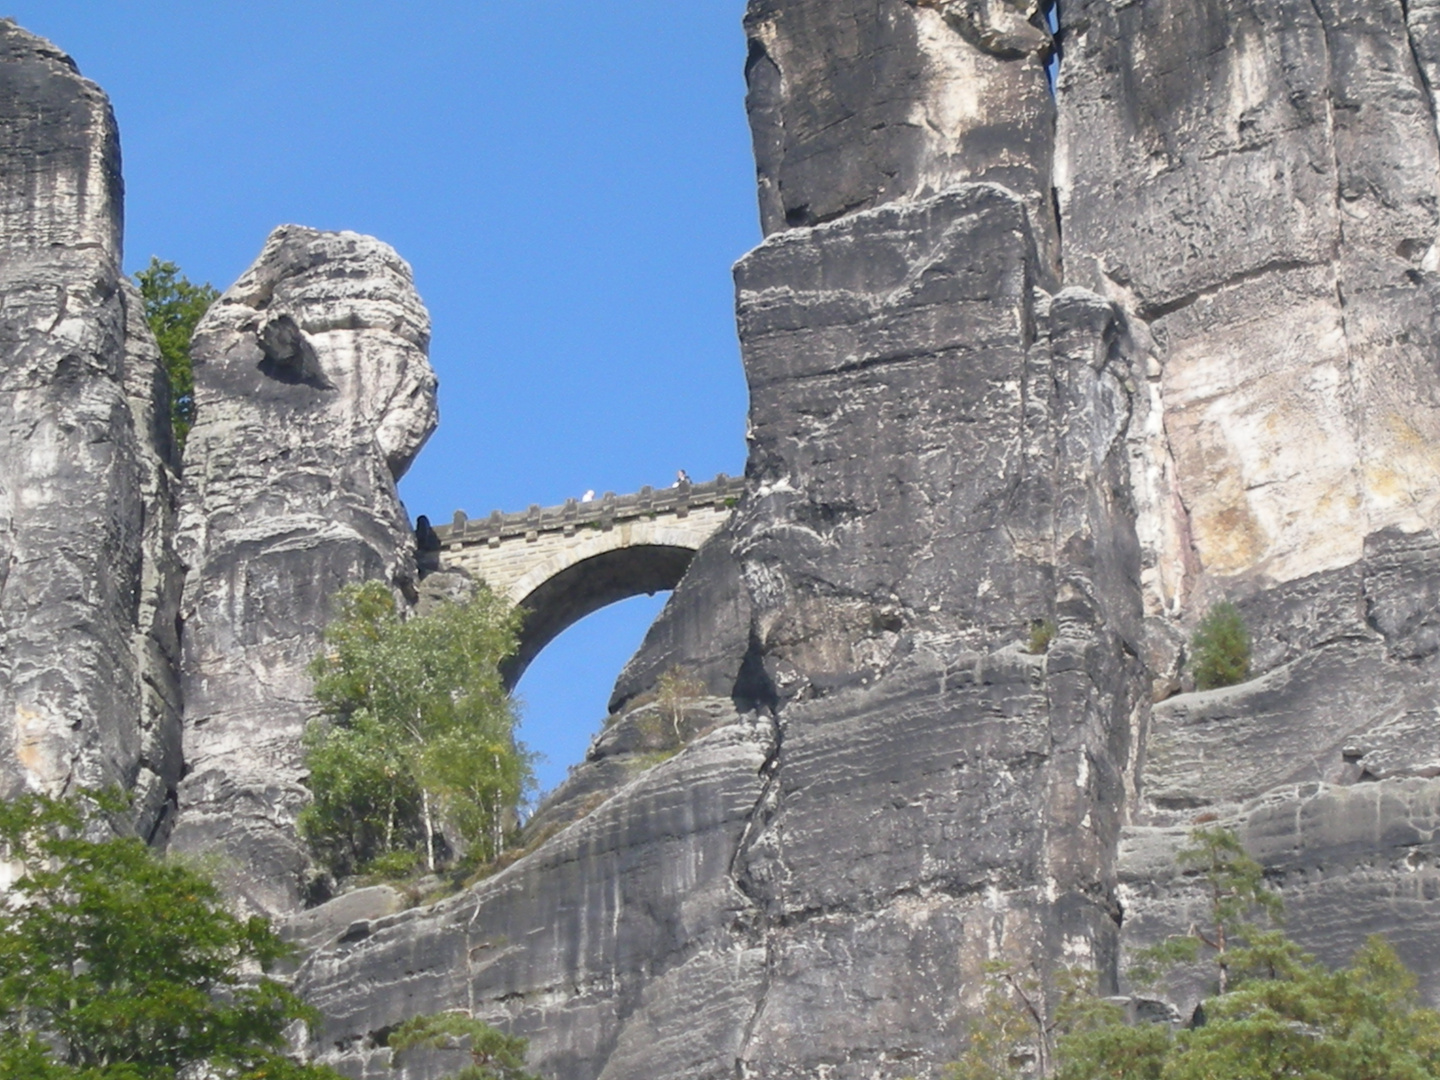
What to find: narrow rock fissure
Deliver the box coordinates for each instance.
[1306,0,1368,524]
[1138,257,1322,321]
[1402,0,1440,137]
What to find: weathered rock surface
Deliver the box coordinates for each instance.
[171,226,437,916]
[303,183,1151,1078]
[1059,0,1440,609]
[299,714,773,1080]
[0,22,182,837]
[10,2,1440,1077]
[745,0,1060,278]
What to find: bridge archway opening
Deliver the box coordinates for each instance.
[499,543,695,691]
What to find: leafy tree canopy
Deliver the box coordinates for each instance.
[300,581,532,880]
[0,791,341,1080]
[133,256,219,452]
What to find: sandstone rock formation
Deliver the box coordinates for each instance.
[745,0,1061,278]
[1059,0,1440,610]
[1053,0,1440,1022]
[0,21,182,838]
[171,227,437,916]
[6,4,1440,1079]
[295,2,1440,1077]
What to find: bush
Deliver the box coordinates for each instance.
[1027,619,1058,655]
[1190,601,1251,690]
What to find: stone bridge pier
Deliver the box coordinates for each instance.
[428,474,744,686]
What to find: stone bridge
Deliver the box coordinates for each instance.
[428,474,745,686]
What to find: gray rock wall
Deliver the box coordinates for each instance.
[171,226,437,916]
[300,184,1153,1079]
[1058,0,1440,610]
[7,4,1440,1079]
[1052,0,1440,1015]
[0,21,181,838]
[745,0,1061,279]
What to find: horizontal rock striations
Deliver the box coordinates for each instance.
[0,21,182,837]
[6,2,1440,1078]
[171,226,437,916]
[1053,0,1440,1013]
[302,183,1152,1078]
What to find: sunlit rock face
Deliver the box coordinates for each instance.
[6,2,1440,1078]
[301,184,1151,1079]
[1052,0,1440,1023]
[1058,0,1440,613]
[171,226,438,917]
[0,21,182,838]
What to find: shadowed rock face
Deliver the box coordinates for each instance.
[6,3,1440,1078]
[0,21,182,838]
[294,2,1440,1077]
[171,226,437,917]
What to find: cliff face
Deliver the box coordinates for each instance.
[0,21,182,838]
[171,226,438,916]
[298,1,1440,1077]
[5,5,1440,1080]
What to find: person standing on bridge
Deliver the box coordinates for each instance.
[675,470,691,486]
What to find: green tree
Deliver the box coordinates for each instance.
[300,581,532,878]
[388,1013,542,1080]
[941,827,1440,1080]
[133,256,219,451]
[0,791,340,1080]
[1130,825,1283,996]
[1190,601,1251,690]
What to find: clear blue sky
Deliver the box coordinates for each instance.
[11,2,759,796]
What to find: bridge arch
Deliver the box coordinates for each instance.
[501,538,696,688]
[430,475,743,687]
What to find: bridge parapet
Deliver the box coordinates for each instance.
[434,473,746,549]
[426,473,744,686]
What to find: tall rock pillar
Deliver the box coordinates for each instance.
[0,21,183,837]
[172,227,438,916]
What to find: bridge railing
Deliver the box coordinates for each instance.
[433,473,747,547]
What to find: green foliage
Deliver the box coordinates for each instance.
[132,257,219,451]
[0,791,340,1080]
[1131,826,1283,996]
[388,1012,542,1080]
[1052,935,1440,1080]
[944,964,1122,1080]
[1190,601,1251,690]
[941,827,1440,1080]
[300,581,532,879]
[1027,620,1058,655]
